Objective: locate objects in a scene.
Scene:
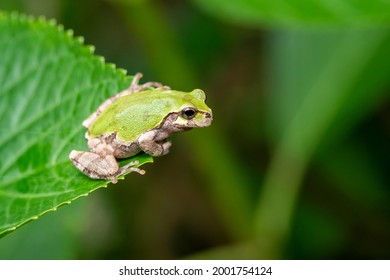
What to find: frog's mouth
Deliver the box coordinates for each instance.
[199,112,213,127]
[182,112,212,128]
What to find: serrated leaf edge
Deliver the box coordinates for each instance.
[0,156,153,238]
[0,11,153,238]
[0,11,130,82]
[0,182,109,238]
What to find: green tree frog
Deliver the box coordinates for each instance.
[69,73,213,183]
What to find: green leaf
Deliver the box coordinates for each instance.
[190,0,390,27]
[0,12,153,237]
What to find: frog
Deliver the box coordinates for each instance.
[69,73,213,183]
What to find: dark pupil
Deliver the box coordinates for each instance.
[185,109,195,117]
[182,108,197,119]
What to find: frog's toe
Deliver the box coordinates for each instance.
[161,141,171,156]
[117,160,146,177]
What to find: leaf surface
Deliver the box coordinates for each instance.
[0,12,152,237]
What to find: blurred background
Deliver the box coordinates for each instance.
[0,0,390,259]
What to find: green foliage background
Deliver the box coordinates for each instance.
[0,0,390,259]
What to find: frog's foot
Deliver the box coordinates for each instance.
[115,160,146,181]
[138,130,172,157]
[129,72,171,93]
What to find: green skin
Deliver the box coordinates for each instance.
[69,86,212,183]
[89,89,212,142]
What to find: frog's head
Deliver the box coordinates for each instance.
[171,89,213,129]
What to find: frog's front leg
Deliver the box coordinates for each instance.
[69,150,144,183]
[137,130,172,157]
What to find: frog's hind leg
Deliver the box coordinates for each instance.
[69,150,119,183]
[70,150,145,183]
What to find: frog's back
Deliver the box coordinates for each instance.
[88,90,186,142]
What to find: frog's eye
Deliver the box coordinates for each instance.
[181,107,197,120]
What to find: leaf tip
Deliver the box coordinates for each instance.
[57,23,65,32]
[47,18,57,26]
[118,68,128,76]
[66,29,74,38]
[106,62,116,70]
[86,44,96,54]
[75,35,85,45]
